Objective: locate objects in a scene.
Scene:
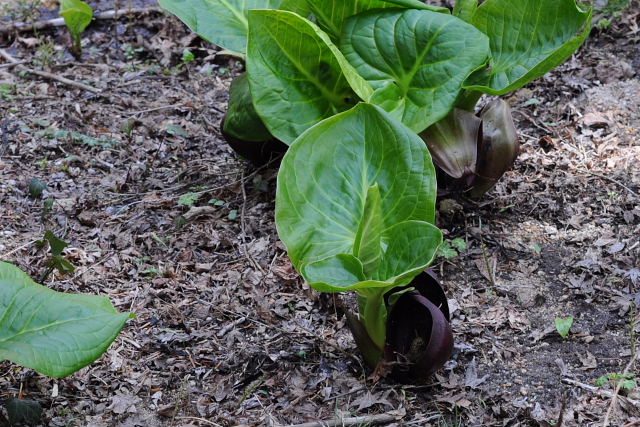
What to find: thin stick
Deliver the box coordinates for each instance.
[239,169,265,275]
[216,316,246,338]
[603,353,638,427]
[0,239,38,260]
[0,7,163,34]
[0,49,101,94]
[175,416,223,426]
[577,168,638,197]
[561,378,640,407]
[0,60,27,68]
[267,412,402,427]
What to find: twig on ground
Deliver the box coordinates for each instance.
[239,169,266,275]
[0,48,101,94]
[0,60,27,68]
[561,377,640,407]
[577,168,638,197]
[216,316,246,338]
[0,7,163,34]
[175,416,223,426]
[0,239,38,259]
[603,353,639,427]
[266,412,404,427]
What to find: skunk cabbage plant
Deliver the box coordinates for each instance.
[161,0,591,196]
[160,0,592,379]
[276,103,443,365]
[60,0,93,56]
[0,262,133,378]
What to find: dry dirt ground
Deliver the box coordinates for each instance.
[0,1,639,426]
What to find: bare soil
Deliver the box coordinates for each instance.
[0,2,639,426]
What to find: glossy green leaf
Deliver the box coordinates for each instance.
[452,0,477,22]
[157,0,285,55]
[223,74,272,142]
[60,0,93,45]
[341,9,490,132]
[247,9,373,144]
[279,0,313,16]
[276,103,441,292]
[464,0,592,95]
[381,0,448,12]
[308,0,447,41]
[303,221,441,292]
[0,262,134,378]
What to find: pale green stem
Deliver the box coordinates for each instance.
[456,89,483,112]
[358,290,387,352]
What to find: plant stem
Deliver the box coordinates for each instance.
[456,89,483,112]
[358,291,387,351]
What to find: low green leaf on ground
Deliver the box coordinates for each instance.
[0,262,134,378]
[178,192,200,206]
[555,316,574,338]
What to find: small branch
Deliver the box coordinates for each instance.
[0,48,101,94]
[268,412,403,427]
[561,377,640,407]
[216,316,246,338]
[0,60,27,68]
[0,7,163,35]
[577,168,638,197]
[603,353,638,427]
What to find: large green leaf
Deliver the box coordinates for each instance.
[340,9,490,133]
[0,262,133,378]
[157,0,286,55]
[223,74,272,142]
[464,0,592,95]
[303,221,441,292]
[381,0,448,12]
[247,9,373,144]
[275,103,441,292]
[309,0,448,41]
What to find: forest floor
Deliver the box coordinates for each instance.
[0,1,639,426]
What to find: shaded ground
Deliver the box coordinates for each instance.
[0,1,639,426]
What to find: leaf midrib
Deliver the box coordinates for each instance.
[218,0,249,30]
[0,314,119,345]
[262,16,347,107]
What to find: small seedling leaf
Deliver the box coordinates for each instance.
[182,48,195,63]
[555,316,574,338]
[178,192,200,206]
[451,238,467,251]
[622,379,637,390]
[437,241,458,259]
[60,0,93,47]
[165,124,190,137]
[44,230,68,257]
[47,255,76,275]
[28,178,47,199]
[596,375,608,387]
